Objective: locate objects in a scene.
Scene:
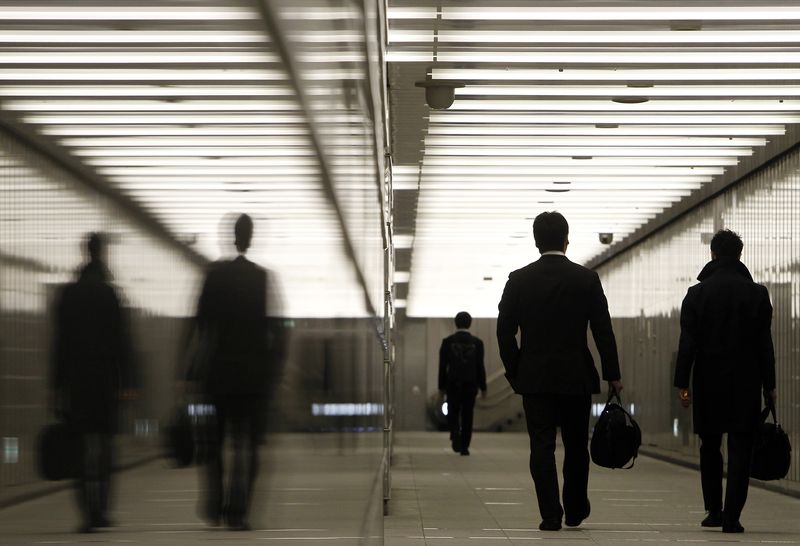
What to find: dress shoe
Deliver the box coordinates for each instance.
[227,519,251,531]
[722,520,744,533]
[460,449,470,456]
[565,499,591,527]
[700,510,722,527]
[539,519,562,531]
[93,514,114,528]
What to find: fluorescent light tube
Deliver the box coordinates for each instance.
[431,68,800,82]
[425,125,785,136]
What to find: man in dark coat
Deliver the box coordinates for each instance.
[438,311,487,456]
[497,211,622,532]
[189,213,283,531]
[52,233,134,533]
[674,229,776,533]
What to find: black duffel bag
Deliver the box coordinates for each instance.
[751,405,791,481]
[37,421,81,481]
[591,391,641,469]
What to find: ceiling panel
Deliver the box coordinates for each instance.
[388,0,800,317]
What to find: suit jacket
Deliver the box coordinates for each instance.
[192,255,272,397]
[438,331,487,392]
[52,260,132,432]
[674,257,776,434]
[497,254,620,395]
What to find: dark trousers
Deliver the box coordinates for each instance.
[76,432,113,527]
[523,393,591,522]
[699,431,754,522]
[205,396,264,524]
[447,384,478,451]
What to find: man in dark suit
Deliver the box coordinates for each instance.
[497,211,622,532]
[190,213,282,531]
[674,229,776,534]
[52,233,134,533]
[438,311,487,456]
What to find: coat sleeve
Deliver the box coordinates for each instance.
[186,270,213,382]
[112,290,136,390]
[50,287,68,392]
[588,272,621,381]
[497,274,521,378]
[438,338,448,391]
[757,285,777,392]
[674,288,698,389]
[476,338,487,391]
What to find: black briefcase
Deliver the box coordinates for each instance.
[164,402,218,467]
[591,391,642,469]
[164,406,194,467]
[37,422,81,481]
[751,405,791,481]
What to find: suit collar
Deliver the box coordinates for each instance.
[538,254,569,261]
[697,257,753,282]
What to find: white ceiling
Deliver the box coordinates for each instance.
[387,0,800,317]
[3,1,800,320]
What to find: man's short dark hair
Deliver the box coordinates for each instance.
[454,311,472,329]
[234,214,253,252]
[86,232,103,261]
[710,229,743,258]
[533,211,569,252]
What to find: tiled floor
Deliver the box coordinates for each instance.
[2,432,799,545]
[385,432,800,545]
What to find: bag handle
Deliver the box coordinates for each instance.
[607,389,622,405]
[760,405,778,425]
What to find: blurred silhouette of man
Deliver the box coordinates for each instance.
[438,311,487,456]
[497,211,622,532]
[675,229,776,533]
[52,232,133,533]
[189,213,281,531]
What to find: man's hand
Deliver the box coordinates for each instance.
[480,389,487,400]
[765,389,777,407]
[608,380,623,394]
[678,388,691,408]
[439,389,446,400]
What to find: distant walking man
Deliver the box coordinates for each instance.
[189,213,279,531]
[497,211,622,532]
[52,233,134,533]
[438,311,487,456]
[674,229,776,534]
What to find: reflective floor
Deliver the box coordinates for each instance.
[385,432,800,545]
[0,434,382,545]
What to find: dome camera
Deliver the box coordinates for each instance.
[415,80,465,110]
[599,232,614,245]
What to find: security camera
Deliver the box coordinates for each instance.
[599,233,614,245]
[415,80,465,110]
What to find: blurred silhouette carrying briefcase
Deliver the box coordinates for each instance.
[591,391,641,469]
[37,422,80,481]
[751,405,791,481]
